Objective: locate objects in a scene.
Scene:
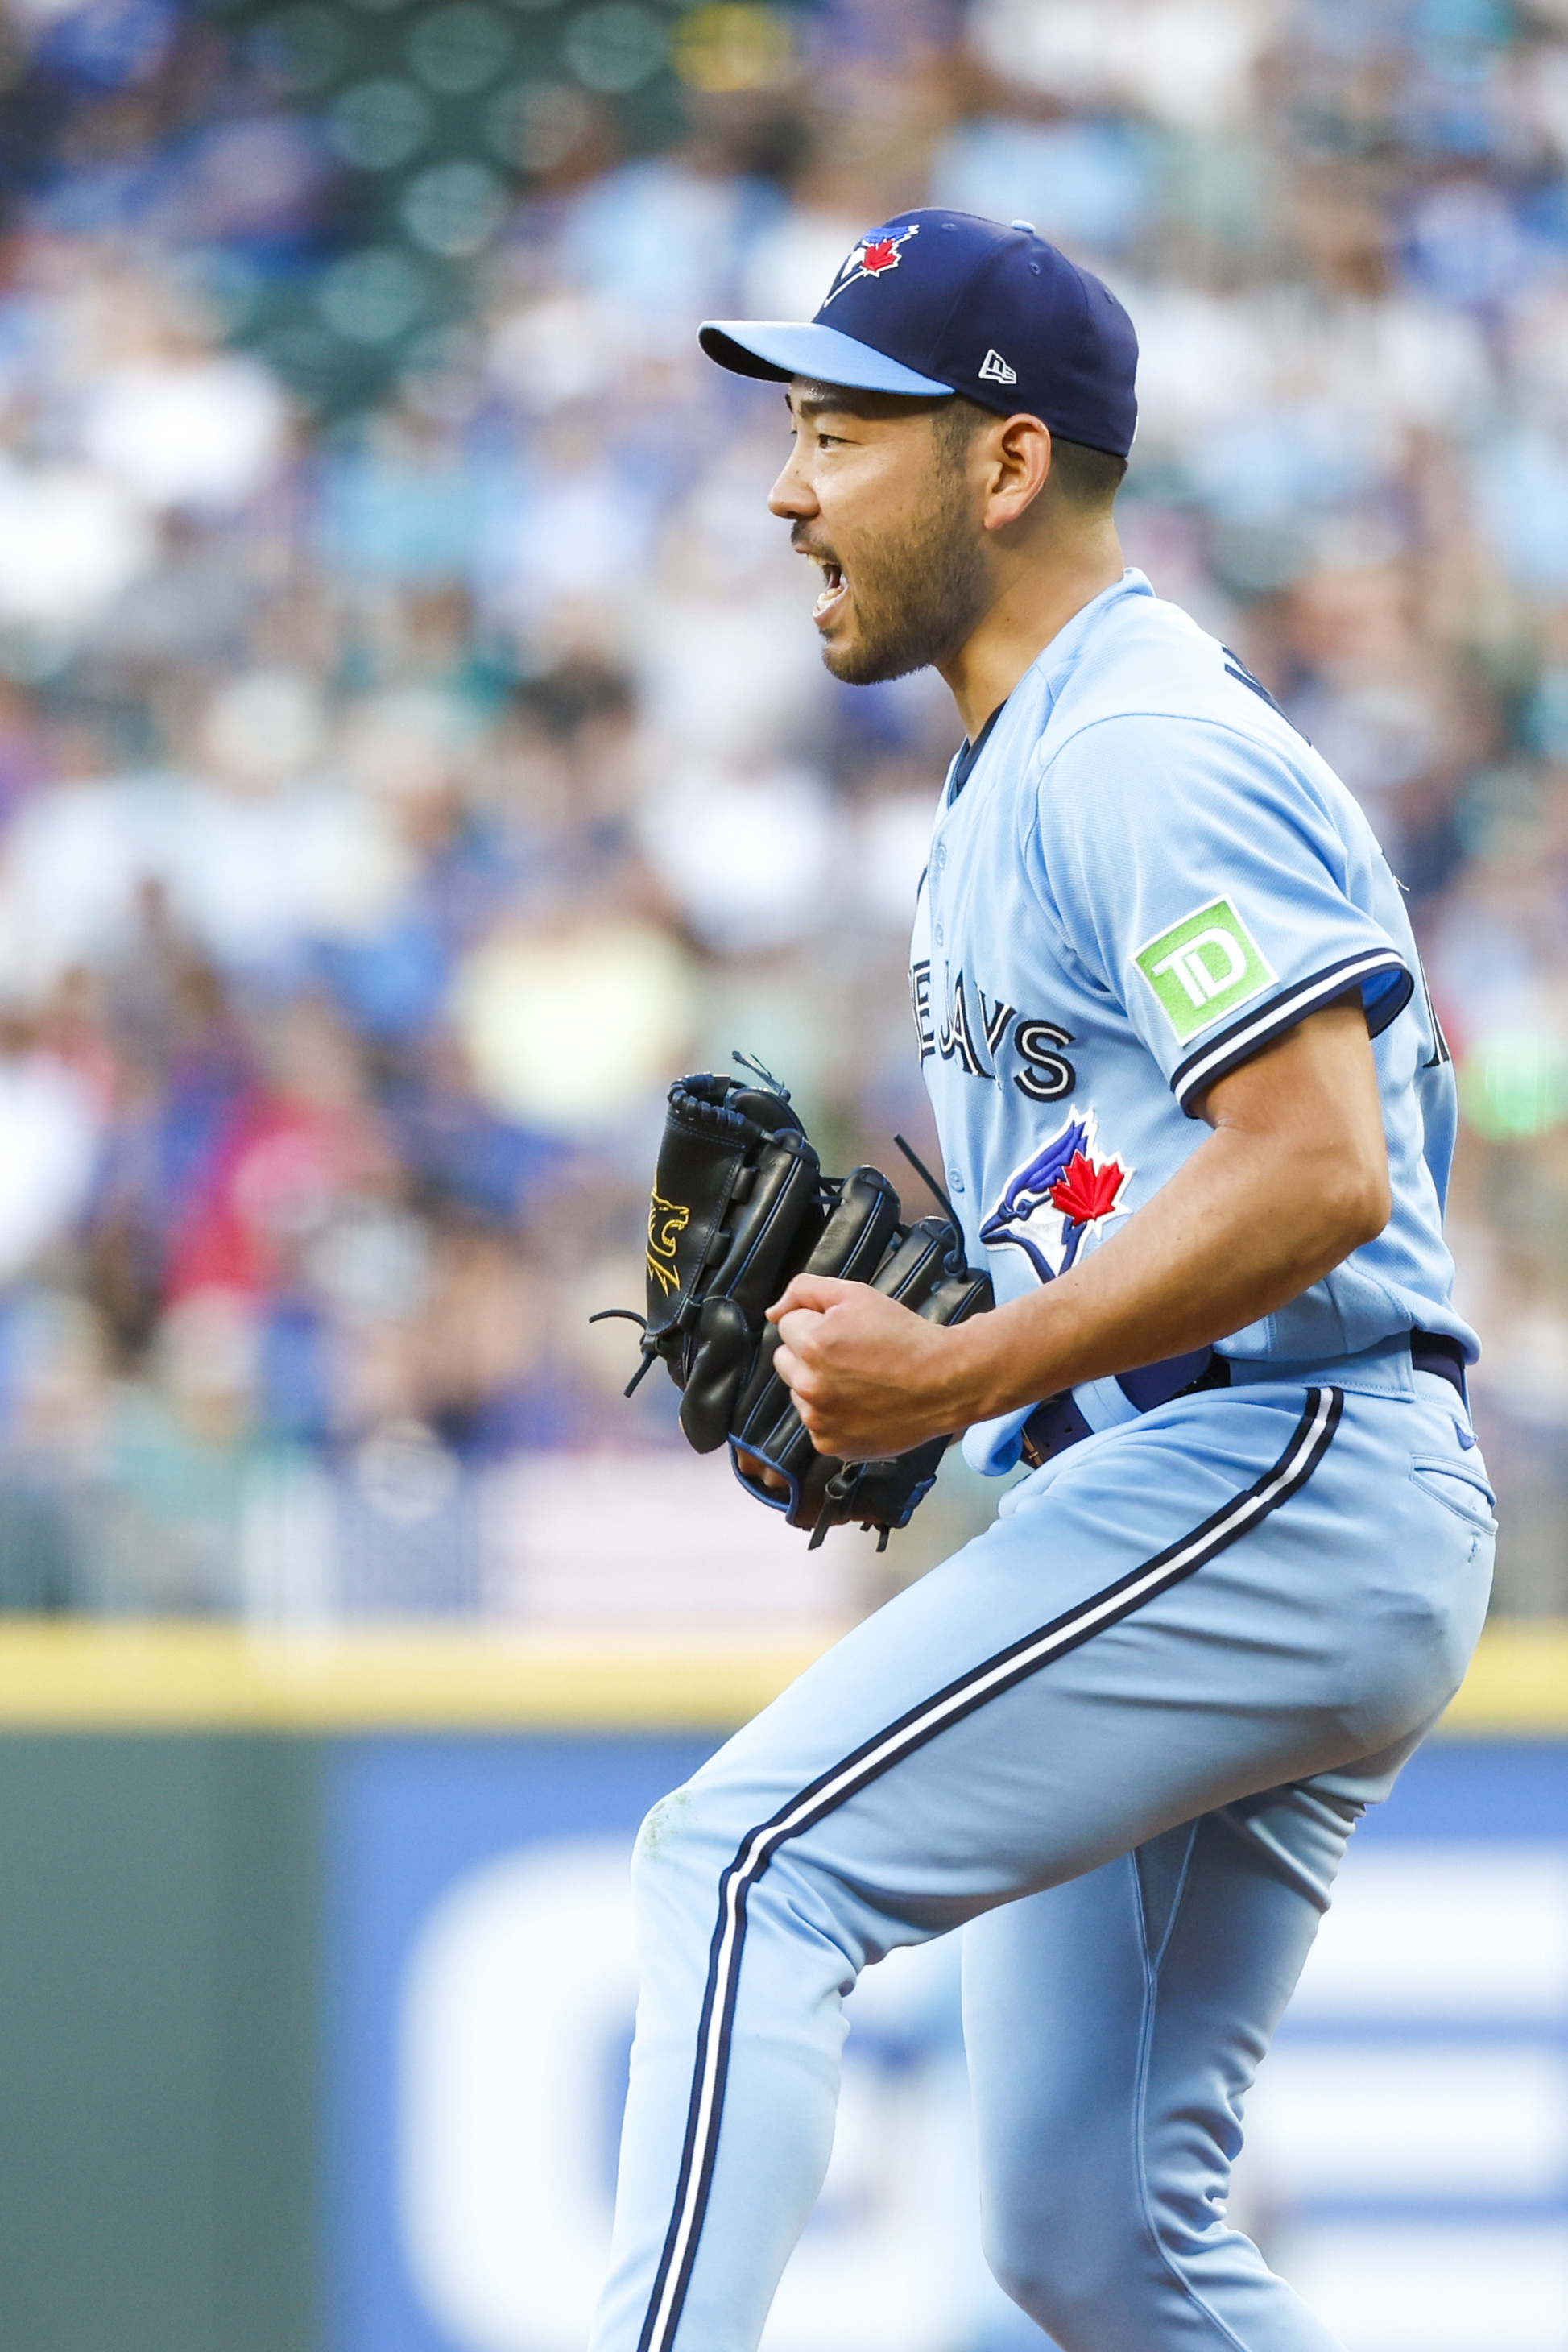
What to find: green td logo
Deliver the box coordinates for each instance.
[1135,898,1276,1043]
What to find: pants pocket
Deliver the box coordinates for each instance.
[1411,1456,1498,1532]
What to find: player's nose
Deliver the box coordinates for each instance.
[767,451,815,520]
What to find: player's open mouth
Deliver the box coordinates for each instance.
[811,557,846,622]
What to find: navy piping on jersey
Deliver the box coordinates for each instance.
[1170,952,1413,1115]
[946,701,1006,804]
[1221,648,1309,739]
[633,1387,1344,2352]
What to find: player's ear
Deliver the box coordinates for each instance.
[981,414,1053,532]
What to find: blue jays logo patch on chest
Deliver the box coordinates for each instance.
[980,1110,1132,1283]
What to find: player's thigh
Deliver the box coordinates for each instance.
[962,1850,1157,2278]
[639,1386,1482,1952]
[962,1790,1349,2282]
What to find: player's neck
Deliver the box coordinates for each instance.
[939,520,1124,743]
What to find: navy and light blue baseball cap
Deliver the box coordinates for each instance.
[700,209,1138,459]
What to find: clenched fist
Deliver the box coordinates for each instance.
[767,1273,973,1460]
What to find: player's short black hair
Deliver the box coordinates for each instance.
[933,395,1127,509]
[1043,435,1127,507]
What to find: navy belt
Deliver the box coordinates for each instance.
[1019,1328,1465,1472]
[1410,1328,1467,1397]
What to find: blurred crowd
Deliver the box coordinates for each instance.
[0,0,1562,1615]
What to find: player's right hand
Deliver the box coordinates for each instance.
[770,1274,971,1460]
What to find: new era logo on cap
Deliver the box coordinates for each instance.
[978,348,1016,386]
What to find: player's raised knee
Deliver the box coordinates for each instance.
[631,1779,739,1890]
[634,1785,698,1866]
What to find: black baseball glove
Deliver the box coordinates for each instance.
[594,1063,993,1547]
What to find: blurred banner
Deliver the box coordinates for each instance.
[327,1732,1568,2352]
[0,1633,1562,2352]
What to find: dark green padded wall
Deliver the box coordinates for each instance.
[0,1737,319,2352]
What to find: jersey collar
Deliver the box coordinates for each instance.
[943,568,1154,808]
[1033,565,1155,702]
[945,701,1007,805]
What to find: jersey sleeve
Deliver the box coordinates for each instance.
[1034,714,1414,1115]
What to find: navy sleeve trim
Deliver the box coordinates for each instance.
[1170,950,1414,1114]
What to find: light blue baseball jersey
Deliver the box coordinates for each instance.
[912,569,1475,1454]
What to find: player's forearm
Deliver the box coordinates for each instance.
[939,997,1392,1427]
[773,1005,1389,1461]
[943,1120,1388,1425]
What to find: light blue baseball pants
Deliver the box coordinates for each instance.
[590,1363,1496,2352]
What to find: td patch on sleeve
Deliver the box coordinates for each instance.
[1134,897,1276,1042]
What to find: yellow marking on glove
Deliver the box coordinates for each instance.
[647,1191,691,1294]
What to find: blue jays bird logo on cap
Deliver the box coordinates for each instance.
[980,1109,1132,1284]
[821,221,920,307]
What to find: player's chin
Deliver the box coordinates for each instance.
[817,607,913,689]
[818,618,879,685]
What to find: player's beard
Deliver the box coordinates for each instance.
[814,470,989,687]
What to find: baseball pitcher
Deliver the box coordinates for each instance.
[590,210,1494,2352]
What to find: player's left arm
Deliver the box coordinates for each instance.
[770,990,1387,1460]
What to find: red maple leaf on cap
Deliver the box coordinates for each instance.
[860,238,900,274]
[1049,1152,1127,1227]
